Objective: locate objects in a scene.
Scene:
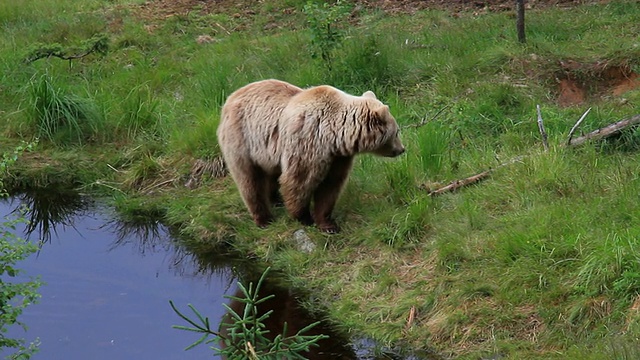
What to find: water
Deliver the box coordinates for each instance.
[0,193,231,360]
[0,188,434,360]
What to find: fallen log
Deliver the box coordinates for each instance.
[425,112,640,196]
[568,114,640,146]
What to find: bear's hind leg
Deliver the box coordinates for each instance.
[312,156,354,234]
[229,161,274,228]
[282,195,314,226]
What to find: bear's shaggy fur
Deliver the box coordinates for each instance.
[217,79,405,233]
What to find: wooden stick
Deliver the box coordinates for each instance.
[568,114,640,146]
[404,305,417,333]
[142,178,177,194]
[428,169,492,196]
[426,156,524,197]
[567,107,591,146]
[536,105,549,151]
[516,0,526,43]
[216,22,231,35]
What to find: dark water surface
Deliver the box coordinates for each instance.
[0,188,436,360]
[0,195,231,360]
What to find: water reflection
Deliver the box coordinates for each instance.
[9,185,90,244]
[1,187,364,359]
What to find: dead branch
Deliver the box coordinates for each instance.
[423,112,640,196]
[215,22,231,35]
[24,35,108,64]
[142,178,178,194]
[536,105,549,151]
[404,105,450,129]
[426,156,525,197]
[568,113,640,146]
[404,305,417,334]
[427,169,492,196]
[567,108,591,146]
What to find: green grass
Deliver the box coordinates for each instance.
[26,73,104,146]
[2,0,640,359]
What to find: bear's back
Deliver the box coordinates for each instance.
[218,79,303,173]
[223,79,303,118]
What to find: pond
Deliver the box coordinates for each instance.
[0,190,233,360]
[0,187,435,360]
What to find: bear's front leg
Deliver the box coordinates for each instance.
[281,191,314,226]
[312,156,354,234]
[252,208,274,228]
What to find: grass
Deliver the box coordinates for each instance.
[26,73,103,146]
[2,0,640,358]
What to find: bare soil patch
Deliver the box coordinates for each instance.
[131,0,608,23]
[557,61,640,106]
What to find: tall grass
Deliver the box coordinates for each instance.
[117,84,161,139]
[27,73,103,146]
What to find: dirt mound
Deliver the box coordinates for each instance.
[557,61,640,107]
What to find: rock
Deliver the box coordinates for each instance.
[292,229,315,253]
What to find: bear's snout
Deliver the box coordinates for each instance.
[373,136,405,157]
[388,135,405,157]
[392,146,405,157]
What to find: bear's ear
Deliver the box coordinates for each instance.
[371,105,390,125]
[362,91,377,100]
[374,105,389,117]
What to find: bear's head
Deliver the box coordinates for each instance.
[357,92,405,158]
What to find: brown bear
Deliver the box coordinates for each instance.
[217,79,405,233]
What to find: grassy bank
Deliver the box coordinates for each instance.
[2,0,640,358]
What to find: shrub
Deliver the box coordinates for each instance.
[170,267,328,359]
[0,143,42,359]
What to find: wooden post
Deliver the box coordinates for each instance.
[516,0,526,43]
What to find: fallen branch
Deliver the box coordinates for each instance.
[423,112,640,196]
[142,178,178,194]
[426,156,525,196]
[216,22,231,35]
[24,34,108,64]
[568,113,640,146]
[566,107,591,146]
[403,305,417,334]
[427,169,492,196]
[536,105,549,151]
